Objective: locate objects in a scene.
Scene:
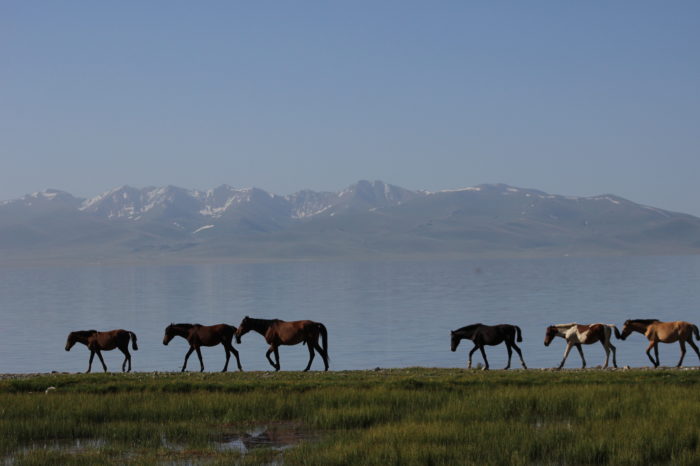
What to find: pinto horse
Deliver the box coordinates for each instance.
[234,316,329,372]
[65,329,138,373]
[544,323,620,369]
[163,323,243,372]
[620,319,700,368]
[450,324,527,370]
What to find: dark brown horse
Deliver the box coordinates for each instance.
[65,329,138,373]
[620,319,700,367]
[163,323,243,372]
[234,316,329,371]
[450,323,527,370]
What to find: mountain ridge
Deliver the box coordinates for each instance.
[1,180,699,265]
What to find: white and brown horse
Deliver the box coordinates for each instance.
[544,323,620,369]
[620,319,700,368]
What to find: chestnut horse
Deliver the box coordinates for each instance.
[450,324,527,370]
[65,329,138,373]
[163,323,243,372]
[234,316,329,371]
[620,319,700,367]
[544,323,620,369]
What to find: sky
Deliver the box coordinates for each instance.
[2,2,699,214]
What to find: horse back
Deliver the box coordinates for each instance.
[269,320,319,345]
[476,324,516,346]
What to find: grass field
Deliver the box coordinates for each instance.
[1,368,699,465]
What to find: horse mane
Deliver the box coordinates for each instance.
[455,323,482,333]
[552,323,577,328]
[71,330,97,337]
[627,319,660,325]
[172,323,200,328]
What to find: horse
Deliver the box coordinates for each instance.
[544,323,621,369]
[450,324,527,370]
[65,329,138,373]
[234,316,329,372]
[162,323,243,372]
[620,319,700,368]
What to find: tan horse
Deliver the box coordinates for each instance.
[235,316,329,371]
[163,323,242,372]
[65,329,138,373]
[544,323,620,369]
[620,319,700,367]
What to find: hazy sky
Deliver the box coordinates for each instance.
[2,2,699,214]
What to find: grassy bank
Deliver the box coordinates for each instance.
[1,369,699,465]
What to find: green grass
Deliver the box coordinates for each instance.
[1,368,698,465]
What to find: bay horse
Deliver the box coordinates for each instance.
[65,329,138,373]
[234,316,329,371]
[450,324,527,370]
[620,319,700,368]
[163,323,243,372]
[544,323,620,369]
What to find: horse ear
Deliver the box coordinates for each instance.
[450,330,455,335]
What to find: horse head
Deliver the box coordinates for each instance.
[543,326,558,346]
[450,330,460,352]
[620,320,635,340]
[234,316,251,344]
[163,323,176,345]
[65,332,77,351]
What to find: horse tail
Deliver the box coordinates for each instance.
[609,325,621,340]
[514,325,523,343]
[317,323,329,358]
[693,324,700,341]
[129,331,138,350]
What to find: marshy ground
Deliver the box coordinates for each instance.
[1,368,698,465]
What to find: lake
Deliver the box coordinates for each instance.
[1,255,699,373]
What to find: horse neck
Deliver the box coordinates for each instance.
[246,318,275,336]
[171,324,196,338]
[455,326,478,340]
[70,331,95,345]
[629,321,651,334]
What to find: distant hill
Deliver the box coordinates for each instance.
[2,181,700,265]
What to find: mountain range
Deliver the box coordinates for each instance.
[2,180,699,265]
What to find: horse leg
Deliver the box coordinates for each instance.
[313,342,329,371]
[677,341,686,368]
[558,343,573,370]
[87,351,95,373]
[266,346,280,371]
[575,344,586,369]
[119,346,131,372]
[511,342,527,369]
[195,347,204,372]
[600,341,610,369]
[609,342,618,368]
[222,345,230,372]
[182,347,195,372]
[687,339,700,364]
[96,350,107,373]
[228,344,243,371]
[645,341,658,367]
[478,345,489,370]
[467,344,479,369]
[304,342,316,372]
[653,342,660,367]
[504,343,513,370]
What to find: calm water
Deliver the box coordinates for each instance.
[1,256,699,373]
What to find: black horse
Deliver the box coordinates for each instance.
[450,323,527,370]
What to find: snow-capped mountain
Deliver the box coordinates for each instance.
[1,180,699,264]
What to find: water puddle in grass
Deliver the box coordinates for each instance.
[3,439,106,465]
[218,422,316,454]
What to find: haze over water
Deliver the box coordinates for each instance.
[2,255,699,374]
